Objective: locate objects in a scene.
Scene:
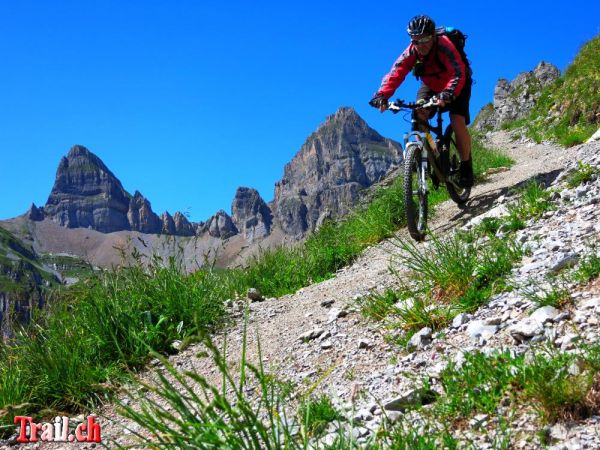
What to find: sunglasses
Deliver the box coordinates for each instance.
[411,35,433,45]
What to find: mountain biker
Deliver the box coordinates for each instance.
[369,15,474,188]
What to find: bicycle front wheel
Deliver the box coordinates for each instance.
[403,143,427,241]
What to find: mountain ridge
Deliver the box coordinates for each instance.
[1,106,403,271]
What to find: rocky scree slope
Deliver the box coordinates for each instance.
[24,133,598,450]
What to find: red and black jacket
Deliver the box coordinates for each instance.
[376,35,467,101]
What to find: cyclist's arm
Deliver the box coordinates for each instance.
[376,46,417,99]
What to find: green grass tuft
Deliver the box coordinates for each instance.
[519,346,600,423]
[506,180,554,229]
[366,229,523,335]
[572,249,600,283]
[298,394,344,437]
[521,278,572,309]
[566,161,599,188]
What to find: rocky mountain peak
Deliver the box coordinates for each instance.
[532,61,561,86]
[29,108,403,243]
[319,106,374,141]
[173,212,195,237]
[40,147,198,237]
[44,145,131,232]
[27,203,44,221]
[161,212,176,235]
[231,187,272,242]
[205,210,238,239]
[325,106,360,123]
[68,144,93,158]
[272,108,402,236]
[128,191,162,234]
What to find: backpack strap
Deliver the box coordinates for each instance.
[434,34,472,80]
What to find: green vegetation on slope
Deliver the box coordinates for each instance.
[519,34,600,145]
[359,179,555,338]
[0,227,57,294]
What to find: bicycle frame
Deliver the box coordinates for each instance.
[403,110,447,187]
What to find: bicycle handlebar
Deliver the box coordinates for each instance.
[387,97,439,114]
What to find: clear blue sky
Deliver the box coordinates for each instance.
[1,1,598,223]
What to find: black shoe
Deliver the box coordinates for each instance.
[459,159,474,188]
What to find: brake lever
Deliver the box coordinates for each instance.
[388,101,403,113]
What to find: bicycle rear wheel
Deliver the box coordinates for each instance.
[443,125,470,205]
[403,143,427,241]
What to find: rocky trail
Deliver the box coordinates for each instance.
[8,131,600,449]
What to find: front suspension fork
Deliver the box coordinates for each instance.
[419,147,428,195]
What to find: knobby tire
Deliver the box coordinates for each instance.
[403,143,427,241]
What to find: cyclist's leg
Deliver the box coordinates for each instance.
[448,79,473,187]
[450,114,471,161]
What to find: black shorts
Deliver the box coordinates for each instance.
[416,78,472,125]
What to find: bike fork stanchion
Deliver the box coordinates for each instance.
[419,149,428,233]
[420,150,428,196]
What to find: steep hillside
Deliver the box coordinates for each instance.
[0,227,59,337]
[474,34,600,146]
[521,34,600,145]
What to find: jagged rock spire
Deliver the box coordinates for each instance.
[272,107,402,236]
[231,187,272,241]
[44,145,131,232]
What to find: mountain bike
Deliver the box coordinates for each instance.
[387,97,470,241]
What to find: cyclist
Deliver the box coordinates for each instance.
[369,15,474,188]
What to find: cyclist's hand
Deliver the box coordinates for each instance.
[369,94,388,112]
[437,92,453,108]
